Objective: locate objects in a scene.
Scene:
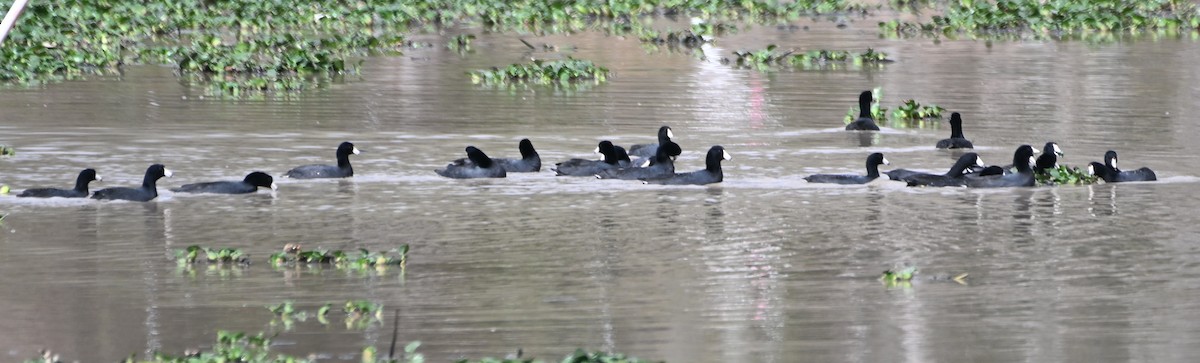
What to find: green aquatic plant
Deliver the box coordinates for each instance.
[22,350,64,363]
[175,245,250,265]
[345,300,384,318]
[892,99,945,120]
[881,266,917,283]
[344,300,385,329]
[1,185,9,195]
[1036,165,1100,186]
[363,341,424,363]
[448,34,476,52]
[266,301,297,316]
[1,0,870,92]
[734,45,892,71]
[457,349,661,363]
[881,0,1200,39]
[637,22,733,47]
[269,244,408,271]
[470,58,610,86]
[35,335,661,363]
[1,145,14,156]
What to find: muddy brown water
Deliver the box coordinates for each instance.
[2,20,1200,362]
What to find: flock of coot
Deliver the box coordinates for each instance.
[10,91,1155,202]
[433,125,733,186]
[808,91,1156,188]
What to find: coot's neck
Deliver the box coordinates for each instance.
[474,156,493,168]
[706,153,723,174]
[859,99,872,118]
[520,146,538,160]
[141,174,161,195]
[950,120,965,139]
[337,152,353,169]
[1013,153,1032,173]
[74,174,92,194]
[866,160,881,178]
[946,156,975,176]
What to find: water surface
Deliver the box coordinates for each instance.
[2,20,1200,362]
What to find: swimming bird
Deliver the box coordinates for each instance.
[898,153,985,187]
[92,164,173,201]
[628,126,675,159]
[845,91,880,131]
[964,145,1037,188]
[643,145,731,185]
[935,112,974,149]
[172,172,276,194]
[1096,150,1157,182]
[436,146,507,179]
[451,138,540,172]
[1034,142,1063,174]
[804,153,889,184]
[554,141,623,176]
[284,141,358,179]
[596,141,681,180]
[17,169,101,198]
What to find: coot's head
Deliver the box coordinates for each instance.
[79,168,101,183]
[465,146,493,168]
[658,125,675,142]
[1013,145,1036,172]
[658,141,683,160]
[1104,150,1119,171]
[858,90,873,106]
[517,138,538,159]
[148,164,173,180]
[337,142,360,156]
[244,171,277,190]
[866,152,889,167]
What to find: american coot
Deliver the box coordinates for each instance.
[935,112,974,149]
[643,145,731,185]
[172,172,276,194]
[1096,150,1157,182]
[452,138,540,173]
[1034,142,1063,173]
[17,169,101,198]
[436,146,507,179]
[631,137,683,169]
[596,141,681,180]
[92,164,173,202]
[965,145,1037,188]
[899,153,985,187]
[285,141,359,179]
[804,153,889,185]
[628,126,674,159]
[554,141,622,176]
[845,91,881,131]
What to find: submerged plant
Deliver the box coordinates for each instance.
[470,58,610,86]
[1036,165,1100,186]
